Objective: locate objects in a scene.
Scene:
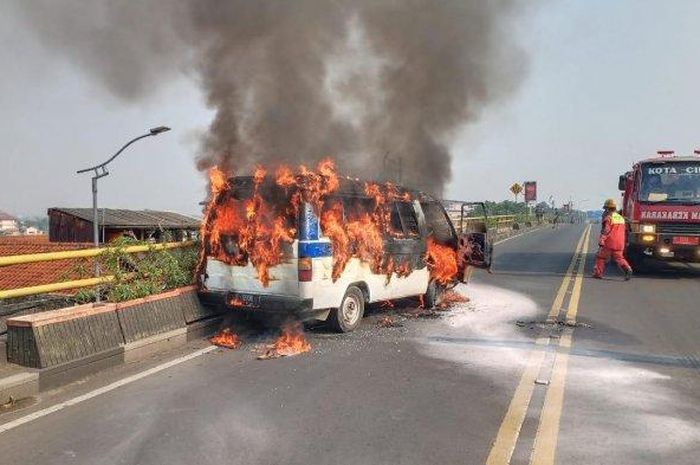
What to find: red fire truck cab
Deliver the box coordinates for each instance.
[619,151,700,267]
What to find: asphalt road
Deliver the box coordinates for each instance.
[1,224,699,464]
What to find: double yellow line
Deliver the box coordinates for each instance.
[485,224,592,465]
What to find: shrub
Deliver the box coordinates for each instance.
[74,237,198,303]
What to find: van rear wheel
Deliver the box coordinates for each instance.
[328,286,365,333]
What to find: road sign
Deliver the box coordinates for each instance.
[510,183,523,196]
[524,181,537,202]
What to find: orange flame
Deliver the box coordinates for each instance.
[258,321,311,359]
[426,238,458,285]
[209,166,229,195]
[198,158,460,289]
[275,165,296,188]
[210,328,242,349]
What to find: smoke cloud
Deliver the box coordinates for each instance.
[11,0,529,195]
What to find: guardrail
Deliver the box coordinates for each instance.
[0,241,194,299]
[447,213,537,233]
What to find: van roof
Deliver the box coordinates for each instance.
[228,175,433,201]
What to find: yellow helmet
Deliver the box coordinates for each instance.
[603,198,617,209]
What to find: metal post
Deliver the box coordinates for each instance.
[77,126,171,305]
[92,175,101,303]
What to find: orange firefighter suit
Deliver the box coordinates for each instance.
[593,211,632,278]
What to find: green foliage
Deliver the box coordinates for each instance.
[74,288,96,305]
[73,237,198,303]
[484,200,531,216]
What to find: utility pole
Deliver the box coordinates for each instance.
[76,126,170,303]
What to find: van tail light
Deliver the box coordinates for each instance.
[298,257,313,282]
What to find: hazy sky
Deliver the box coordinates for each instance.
[2,0,700,217]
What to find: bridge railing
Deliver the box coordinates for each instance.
[447,212,537,234]
[0,241,194,300]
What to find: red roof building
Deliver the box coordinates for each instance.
[0,236,93,293]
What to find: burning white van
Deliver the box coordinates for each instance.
[197,161,486,332]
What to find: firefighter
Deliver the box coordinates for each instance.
[592,198,632,280]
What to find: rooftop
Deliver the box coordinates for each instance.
[48,208,201,229]
[0,236,93,294]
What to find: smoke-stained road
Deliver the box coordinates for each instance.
[0,224,699,464]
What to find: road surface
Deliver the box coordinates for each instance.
[0,224,699,464]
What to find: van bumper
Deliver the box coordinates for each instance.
[198,289,315,316]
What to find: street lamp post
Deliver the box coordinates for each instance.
[76,126,171,303]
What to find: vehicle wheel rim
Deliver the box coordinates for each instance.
[341,295,360,326]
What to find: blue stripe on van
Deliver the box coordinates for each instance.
[298,203,319,240]
[298,241,332,258]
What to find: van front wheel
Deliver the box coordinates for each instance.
[328,286,365,333]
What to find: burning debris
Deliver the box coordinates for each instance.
[197,159,460,288]
[210,328,242,349]
[258,321,312,360]
[399,290,470,319]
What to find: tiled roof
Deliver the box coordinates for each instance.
[48,208,200,229]
[0,236,93,293]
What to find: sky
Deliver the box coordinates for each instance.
[2,0,700,217]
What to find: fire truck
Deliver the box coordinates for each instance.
[618,150,700,268]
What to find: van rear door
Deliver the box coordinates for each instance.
[202,177,299,297]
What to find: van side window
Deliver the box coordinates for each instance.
[420,201,455,244]
[391,202,420,237]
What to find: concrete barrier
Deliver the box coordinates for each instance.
[1,286,223,401]
[7,303,124,369]
[179,286,220,323]
[116,289,186,344]
[6,286,220,370]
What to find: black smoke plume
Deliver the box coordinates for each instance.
[11,0,529,195]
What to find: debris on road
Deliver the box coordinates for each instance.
[516,319,593,329]
[258,321,311,360]
[377,316,402,328]
[437,290,469,310]
[403,308,442,319]
[210,328,242,349]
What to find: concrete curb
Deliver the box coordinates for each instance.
[0,316,222,404]
[0,370,39,404]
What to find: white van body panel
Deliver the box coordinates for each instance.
[203,200,434,317]
[205,240,300,297]
[300,257,429,309]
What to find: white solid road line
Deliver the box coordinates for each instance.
[0,345,218,435]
